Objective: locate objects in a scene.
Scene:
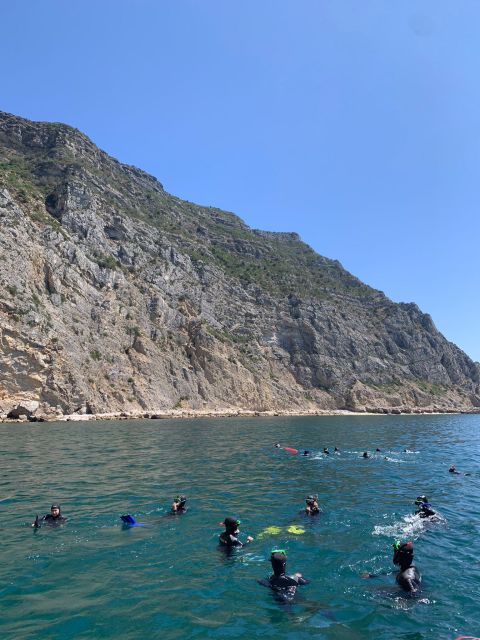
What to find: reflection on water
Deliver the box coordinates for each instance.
[0,414,479,639]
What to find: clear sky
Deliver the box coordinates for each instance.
[1,1,478,361]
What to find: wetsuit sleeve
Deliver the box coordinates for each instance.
[288,575,309,585]
[231,536,243,547]
[257,578,271,588]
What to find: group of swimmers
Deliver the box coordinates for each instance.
[32,441,465,602]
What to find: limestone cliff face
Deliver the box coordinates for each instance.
[0,110,479,417]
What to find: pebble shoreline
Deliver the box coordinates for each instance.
[2,406,479,423]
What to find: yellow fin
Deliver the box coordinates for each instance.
[257,525,282,539]
[286,525,305,535]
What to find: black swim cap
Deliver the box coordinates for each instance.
[224,517,240,533]
[415,495,428,505]
[271,550,287,576]
[393,540,413,565]
[51,504,61,511]
[306,495,317,503]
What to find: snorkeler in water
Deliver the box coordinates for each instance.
[305,495,321,515]
[393,540,421,593]
[33,504,67,528]
[219,517,253,547]
[323,448,330,456]
[258,550,309,602]
[171,495,187,513]
[362,451,370,459]
[302,450,310,456]
[416,502,436,518]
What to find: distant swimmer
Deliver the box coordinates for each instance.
[171,495,187,514]
[274,443,281,448]
[362,452,370,459]
[302,450,310,456]
[448,465,471,476]
[334,447,339,452]
[33,504,67,528]
[414,494,428,506]
[258,550,309,602]
[219,517,253,547]
[392,541,421,593]
[305,495,321,515]
[323,448,330,456]
[376,448,381,452]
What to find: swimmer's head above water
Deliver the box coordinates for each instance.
[393,540,414,569]
[223,516,240,535]
[270,549,287,577]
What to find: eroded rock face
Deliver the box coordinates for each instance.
[0,110,479,416]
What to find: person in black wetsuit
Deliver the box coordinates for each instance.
[305,495,321,515]
[258,550,309,602]
[323,448,330,456]
[392,540,421,593]
[362,451,370,459]
[415,501,436,518]
[33,504,67,528]
[171,495,187,514]
[219,517,253,547]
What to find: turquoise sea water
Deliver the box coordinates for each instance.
[0,414,479,639]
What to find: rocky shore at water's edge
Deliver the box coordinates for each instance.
[1,406,480,424]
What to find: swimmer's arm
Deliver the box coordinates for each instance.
[293,573,309,585]
[361,570,392,579]
[257,578,271,588]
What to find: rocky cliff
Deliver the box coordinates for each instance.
[0,110,479,418]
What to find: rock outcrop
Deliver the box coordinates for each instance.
[0,110,479,417]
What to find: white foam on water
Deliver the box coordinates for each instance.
[372,513,426,539]
[373,512,447,539]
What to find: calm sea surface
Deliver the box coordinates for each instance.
[0,414,479,639]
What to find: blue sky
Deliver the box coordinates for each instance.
[1,1,479,361]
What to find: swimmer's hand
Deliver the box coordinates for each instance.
[32,515,40,528]
[293,572,303,578]
[246,536,254,543]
